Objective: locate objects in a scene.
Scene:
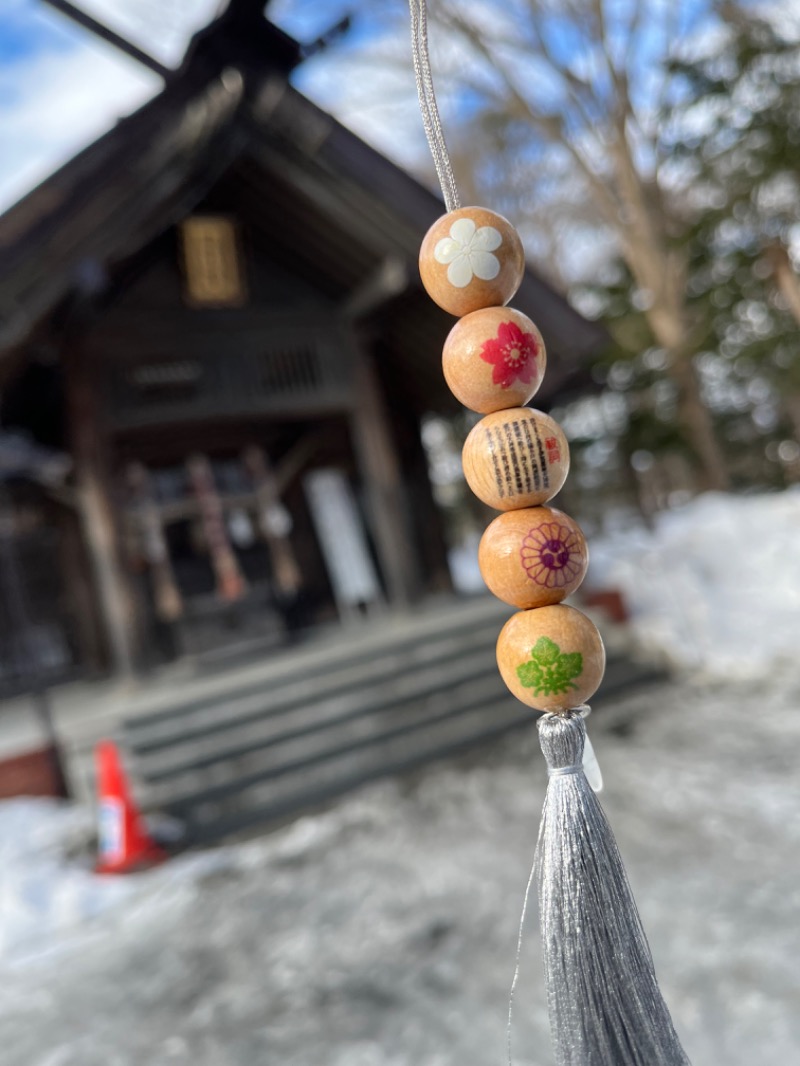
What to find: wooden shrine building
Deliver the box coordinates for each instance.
[0,1,604,690]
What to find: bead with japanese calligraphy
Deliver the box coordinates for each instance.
[461,408,569,511]
[442,307,546,414]
[496,604,605,713]
[479,506,588,609]
[419,207,525,317]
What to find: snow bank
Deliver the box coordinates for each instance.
[0,799,127,962]
[590,489,800,678]
[0,798,226,965]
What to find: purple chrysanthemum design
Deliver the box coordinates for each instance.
[520,522,584,589]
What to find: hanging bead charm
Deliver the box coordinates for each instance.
[410,9,691,1060]
[418,198,603,716]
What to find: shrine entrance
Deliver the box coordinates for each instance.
[117,416,387,665]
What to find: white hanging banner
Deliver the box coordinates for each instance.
[304,468,381,609]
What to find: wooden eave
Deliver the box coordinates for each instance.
[0,69,246,352]
[0,42,606,410]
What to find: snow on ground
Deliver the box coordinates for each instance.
[0,800,228,967]
[1,673,799,1066]
[590,489,800,678]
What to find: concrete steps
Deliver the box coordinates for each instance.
[119,596,664,843]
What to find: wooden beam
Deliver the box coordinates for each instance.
[343,257,410,320]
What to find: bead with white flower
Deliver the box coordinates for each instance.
[433,217,503,288]
[419,207,525,316]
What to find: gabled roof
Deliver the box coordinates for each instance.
[0,7,605,407]
[0,63,250,348]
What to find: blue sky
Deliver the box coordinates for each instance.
[3,1,780,222]
[0,0,418,211]
[0,0,72,63]
[0,0,161,209]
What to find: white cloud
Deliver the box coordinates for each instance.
[77,0,224,68]
[0,40,161,212]
[288,4,494,185]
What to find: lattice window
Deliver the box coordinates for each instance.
[258,343,322,396]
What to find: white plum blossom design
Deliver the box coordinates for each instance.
[433,217,502,288]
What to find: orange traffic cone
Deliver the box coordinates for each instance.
[94,740,166,874]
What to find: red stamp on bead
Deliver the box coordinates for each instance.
[545,436,560,464]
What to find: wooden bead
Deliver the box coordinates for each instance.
[419,207,525,317]
[479,506,588,609]
[442,307,546,414]
[462,408,569,511]
[496,605,605,712]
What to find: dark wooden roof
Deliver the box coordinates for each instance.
[0,8,605,410]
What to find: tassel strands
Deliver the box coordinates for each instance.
[408,0,691,1062]
[536,712,689,1066]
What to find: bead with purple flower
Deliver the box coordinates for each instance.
[520,522,584,589]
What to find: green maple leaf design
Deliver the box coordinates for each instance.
[532,636,560,664]
[516,637,583,696]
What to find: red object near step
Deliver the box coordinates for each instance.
[582,587,629,625]
[94,740,166,875]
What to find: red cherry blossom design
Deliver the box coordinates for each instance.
[479,321,541,389]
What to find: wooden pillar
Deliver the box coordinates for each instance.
[395,408,454,595]
[59,508,107,672]
[243,444,302,597]
[65,345,137,678]
[349,340,421,607]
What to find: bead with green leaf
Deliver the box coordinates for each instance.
[516,636,583,696]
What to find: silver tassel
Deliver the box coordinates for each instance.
[535,710,691,1066]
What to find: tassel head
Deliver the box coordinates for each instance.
[538,708,585,771]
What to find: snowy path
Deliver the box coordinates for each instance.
[1,674,799,1066]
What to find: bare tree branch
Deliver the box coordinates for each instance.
[435,6,624,228]
[767,242,800,326]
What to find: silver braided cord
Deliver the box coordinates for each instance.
[408,0,461,212]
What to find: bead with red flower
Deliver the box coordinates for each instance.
[480,320,541,389]
[441,307,546,414]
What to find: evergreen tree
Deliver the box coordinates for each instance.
[664,3,800,484]
[565,3,800,507]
